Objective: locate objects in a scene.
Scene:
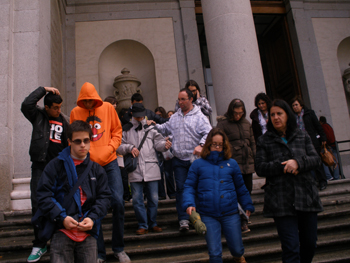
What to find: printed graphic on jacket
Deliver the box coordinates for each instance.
[49,120,63,143]
[86,115,105,142]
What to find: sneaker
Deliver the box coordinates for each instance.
[179,220,190,232]
[115,251,131,263]
[27,246,47,262]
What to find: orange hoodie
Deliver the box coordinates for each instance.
[70,82,122,166]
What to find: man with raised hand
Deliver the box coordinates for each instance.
[22,86,69,262]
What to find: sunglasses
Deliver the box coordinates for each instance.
[71,138,91,145]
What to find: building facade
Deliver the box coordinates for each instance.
[1,0,349,213]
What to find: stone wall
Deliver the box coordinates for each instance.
[287,0,350,172]
[0,0,14,212]
[62,0,204,114]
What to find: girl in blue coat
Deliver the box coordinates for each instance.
[183,128,254,263]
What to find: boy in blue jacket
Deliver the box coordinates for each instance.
[36,120,111,263]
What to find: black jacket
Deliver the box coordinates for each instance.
[121,107,168,126]
[255,129,323,217]
[249,108,263,143]
[302,107,326,151]
[37,148,111,237]
[21,87,69,163]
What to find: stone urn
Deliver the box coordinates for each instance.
[343,64,350,94]
[113,68,142,112]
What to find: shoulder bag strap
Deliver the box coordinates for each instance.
[62,160,93,208]
[137,127,154,151]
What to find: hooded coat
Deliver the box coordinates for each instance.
[117,118,168,182]
[70,82,122,166]
[216,116,256,174]
[182,151,254,218]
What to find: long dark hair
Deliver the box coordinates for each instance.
[201,128,232,160]
[155,106,167,118]
[254,92,272,109]
[267,99,297,138]
[185,79,200,93]
[224,98,246,121]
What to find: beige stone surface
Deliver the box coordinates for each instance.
[312,18,350,143]
[75,18,180,112]
[201,0,265,116]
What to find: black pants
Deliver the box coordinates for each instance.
[242,173,253,194]
[120,167,131,201]
[31,167,47,248]
[274,212,318,263]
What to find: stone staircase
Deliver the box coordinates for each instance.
[1,179,350,263]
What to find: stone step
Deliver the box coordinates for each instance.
[0,179,349,234]
[1,201,349,255]
[1,219,349,263]
[0,178,349,263]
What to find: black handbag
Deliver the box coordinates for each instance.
[32,160,93,242]
[123,127,153,173]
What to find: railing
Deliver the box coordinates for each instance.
[335,140,350,179]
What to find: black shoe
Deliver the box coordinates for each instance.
[320,184,327,191]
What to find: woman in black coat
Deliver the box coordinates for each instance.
[255,99,323,263]
[249,93,272,142]
[291,96,328,190]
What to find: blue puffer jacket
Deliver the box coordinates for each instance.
[182,151,254,217]
[36,147,111,238]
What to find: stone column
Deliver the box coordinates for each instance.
[9,0,52,211]
[201,0,265,116]
[179,0,205,91]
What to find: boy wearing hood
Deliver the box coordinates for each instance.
[117,103,171,235]
[70,82,129,263]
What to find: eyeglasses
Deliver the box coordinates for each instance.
[233,111,244,116]
[211,143,223,148]
[71,138,91,145]
[178,98,190,102]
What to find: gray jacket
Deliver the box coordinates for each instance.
[117,118,168,182]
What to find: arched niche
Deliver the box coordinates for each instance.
[98,40,157,111]
[337,36,350,115]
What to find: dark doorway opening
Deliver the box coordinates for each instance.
[255,14,301,103]
[196,3,301,104]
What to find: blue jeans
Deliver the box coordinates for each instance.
[201,213,244,263]
[274,212,318,263]
[164,159,176,198]
[172,157,191,221]
[323,147,340,180]
[97,159,125,259]
[50,231,97,263]
[130,181,159,229]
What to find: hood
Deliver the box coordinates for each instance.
[216,115,226,122]
[179,104,201,116]
[76,82,103,109]
[206,151,225,165]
